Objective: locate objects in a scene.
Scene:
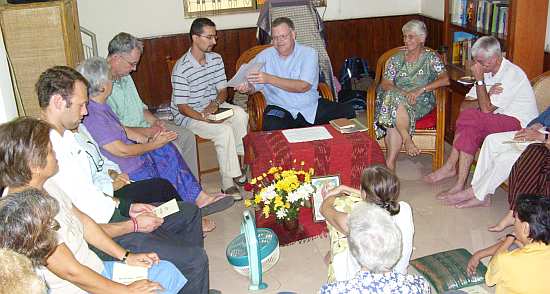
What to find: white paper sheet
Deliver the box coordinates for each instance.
[282,126,333,143]
[112,262,148,285]
[153,198,180,218]
[227,62,265,87]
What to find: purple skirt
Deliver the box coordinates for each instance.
[129,143,201,203]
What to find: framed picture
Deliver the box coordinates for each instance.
[310,175,340,222]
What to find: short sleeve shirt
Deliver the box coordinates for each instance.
[170,50,227,127]
[252,43,320,124]
[83,100,145,174]
[107,75,150,128]
[466,58,538,127]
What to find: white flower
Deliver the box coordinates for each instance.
[275,208,287,220]
[263,184,277,200]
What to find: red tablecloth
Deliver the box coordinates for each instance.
[244,125,385,188]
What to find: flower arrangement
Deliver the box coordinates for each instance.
[244,161,315,221]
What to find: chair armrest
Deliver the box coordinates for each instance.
[318,82,334,101]
[247,92,267,131]
[366,82,378,138]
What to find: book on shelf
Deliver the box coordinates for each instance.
[452,31,477,67]
[207,107,233,121]
[452,0,509,35]
[329,118,367,134]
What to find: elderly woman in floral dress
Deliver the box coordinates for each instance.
[375,19,449,170]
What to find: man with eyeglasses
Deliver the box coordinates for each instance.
[170,17,248,200]
[236,17,355,131]
[105,32,199,179]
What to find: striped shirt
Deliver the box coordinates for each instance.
[170,49,227,127]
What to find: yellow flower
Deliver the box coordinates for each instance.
[268,167,278,174]
[257,176,263,181]
[300,161,305,166]
[308,168,314,175]
[251,178,257,185]
[254,194,262,204]
[244,199,252,207]
[262,173,267,177]
[262,205,270,218]
[285,202,290,209]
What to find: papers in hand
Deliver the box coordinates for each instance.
[207,107,234,121]
[282,126,333,143]
[227,62,265,87]
[153,199,180,218]
[112,262,148,285]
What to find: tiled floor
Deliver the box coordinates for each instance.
[200,142,504,293]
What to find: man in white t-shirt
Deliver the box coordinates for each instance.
[424,36,538,207]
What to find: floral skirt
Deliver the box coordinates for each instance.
[374,88,435,139]
[129,143,202,203]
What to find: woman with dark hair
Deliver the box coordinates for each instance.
[320,165,414,282]
[485,194,550,293]
[0,117,186,294]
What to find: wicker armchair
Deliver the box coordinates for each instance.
[236,44,334,131]
[366,47,447,171]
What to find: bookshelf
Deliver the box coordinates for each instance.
[442,0,548,141]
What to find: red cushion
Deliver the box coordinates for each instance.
[415,108,437,129]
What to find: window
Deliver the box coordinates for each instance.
[183,0,326,17]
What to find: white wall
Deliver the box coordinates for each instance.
[421,0,444,20]
[0,30,17,123]
[77,0,421,56]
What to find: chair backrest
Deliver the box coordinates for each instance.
[530,71,550,113]
[165,56,178,77]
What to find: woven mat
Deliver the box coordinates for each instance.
[255,207,327,246]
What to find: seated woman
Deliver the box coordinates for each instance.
[319,202,430,293]
[374,19,449,170]
[0,117,186,294]
[490,143,550,231]
[320,165,414,282]
[0,249,47,294]
[77,57,227,208]
[440,106,550,210]
[485,194,550,293]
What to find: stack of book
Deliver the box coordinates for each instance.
[207,107,234,121]
[452,31,477,66]
[329,118,368,134]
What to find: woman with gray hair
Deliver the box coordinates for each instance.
[374,19,450,170]
[77,57,230,231]
[319,202,430,293]
[0,249,47,294]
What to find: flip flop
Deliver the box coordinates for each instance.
[200,195,234,216]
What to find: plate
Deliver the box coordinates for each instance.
[457,76,476,85]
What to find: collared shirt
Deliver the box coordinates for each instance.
[466,57,538,127]
[83,99,145,174]
[319,270,431,294]
[107,75,150,128]
[252,43,320,124]
[47,129,116,224]
[170,49,227,127]
[528,105,550,127]
[486,242,550,294]
[74,124,122,197]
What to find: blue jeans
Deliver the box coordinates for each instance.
[102,261,187,294]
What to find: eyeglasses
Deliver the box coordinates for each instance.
[84,141,104,172]
[199,34,218,41]
[272,32,292,42]
[119,55,139,68]
[48,218,60,231]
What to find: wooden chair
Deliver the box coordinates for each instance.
[235,44,335,131]
[165,56,219,181]
[366,47,447,171]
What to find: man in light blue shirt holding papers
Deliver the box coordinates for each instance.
[236,17,355,131]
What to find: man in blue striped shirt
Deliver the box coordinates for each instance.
[170,18,248,199]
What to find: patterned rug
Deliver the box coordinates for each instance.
[255,207,327,246]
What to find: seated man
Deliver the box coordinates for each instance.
[441,106,550,209]
[37,66,209,293]
[424,36,538,202]
[170,18,248,199]
[236,17,355,131]
[106,32,199,178]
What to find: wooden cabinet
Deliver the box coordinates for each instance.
[0,0,83,117]
[442,0,548,141]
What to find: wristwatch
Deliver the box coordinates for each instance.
[475,80,485,86]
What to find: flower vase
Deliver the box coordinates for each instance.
[283,218,299,232]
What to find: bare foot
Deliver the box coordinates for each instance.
[455,197,490,208]
[441,187,473,204]
[488,210,514,232]
[386,159,396,171]
[437,185,469,200]
[404,139,421,156]
[423,166,456,184]
[202,218,216,233]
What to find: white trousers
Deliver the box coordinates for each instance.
[164,120,199,179]
[187,103,248,189]
[471,131,532,200]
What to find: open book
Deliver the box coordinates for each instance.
[207,107,234,121]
